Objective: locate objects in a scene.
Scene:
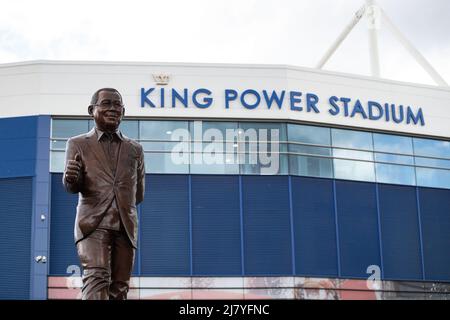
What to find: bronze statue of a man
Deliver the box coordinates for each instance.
[63,88,145,300]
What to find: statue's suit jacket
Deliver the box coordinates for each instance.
[63,128,145,249]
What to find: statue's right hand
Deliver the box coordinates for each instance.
[65,153,82,183]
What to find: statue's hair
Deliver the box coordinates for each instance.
[90,88,123,105]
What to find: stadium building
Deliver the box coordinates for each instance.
[0,60,449,299]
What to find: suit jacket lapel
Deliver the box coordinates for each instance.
[115,137,130,178]
[85,128,114,179]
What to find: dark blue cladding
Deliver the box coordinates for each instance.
[0,116,37,178]
[47,173,450,282]
[0,177,32,299]
[418,187,450,281]
[242,176,292,275]
[49,174,79,275]
[378,184,423,280]
[191,175,241,275]
[140,175,190,275]
[291,177,338,277]
[335,180,381,278]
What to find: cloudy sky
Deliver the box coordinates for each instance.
[0,0,448,86]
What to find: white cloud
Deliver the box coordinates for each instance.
[0,0,448,85]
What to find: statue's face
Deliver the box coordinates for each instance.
[90,90,125,132]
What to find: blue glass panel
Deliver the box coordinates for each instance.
[140,120,189,140]
[190,153,240,174]
[142,141,189,152]
[288,144,331,156]
[332,129,373,151]
[416,167,450,189]
[289,155,333,178]
[120,120,139,139]
[239,122,287,142]
[373,133,413,154]
[413,138,450,159]
[333,159,375,182]
[333,149,373,161]
[287,124,331,145]
[415,157,450,170]
[144,152,189,174]
[50,151,65,173]
[375,153,414,165]
[376,163,416,186]
[52,119,89,138]
[241,154,288,175]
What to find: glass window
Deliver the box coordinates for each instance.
[190,152,239,174]
[144,152,189,174]
[415,157,450,170]
[333,149,373,161]
[141,141,189,152]
[375,153,414,165]
[373,133,413,154]
[287,124,331,145]
[50,151,65,172]
[239,122,287,142]
[333,159,375,182]
[416,167,450,189]
[288,144,331,156]
[52,119,89,138]
[289,155,333,178]
[375,163,415,185]
[51,140,67,151]
[413,138,450,159]
[120,120,139,139]
[140,121,189,141]
[332,129,373,151]
[241,154,288,175]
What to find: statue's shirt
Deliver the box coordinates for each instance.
[95,127,123,231]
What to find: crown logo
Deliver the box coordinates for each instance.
[153,74,170,85]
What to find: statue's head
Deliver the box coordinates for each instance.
[88,88,125,132]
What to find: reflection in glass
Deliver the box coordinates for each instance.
[241,154,287,175]
[375,153,414,165]
[289,155,332,178]
[332,129,373,150]
[287,124,330,145]
[50,151,65,172]
[52,120,89,138]
[413,138,450,159]
[140,121,189,140]
[51,140,67,150]
[120,120,139,139]
[239,122,287,142]
[333,149,373,161]
[373,133,413,154]
[333,159,375,182]
[141,141,189,152]
[416,167,450,189]
[376,163,415,185]
[144,152,189,174]
[190,153,239,174]
[415,157,450,170]
[288,144,331,156]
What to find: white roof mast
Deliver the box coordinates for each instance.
[316,0,448,86]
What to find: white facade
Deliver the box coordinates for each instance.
[0,60,449,139]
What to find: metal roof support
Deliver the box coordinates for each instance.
[316,0,448,86]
